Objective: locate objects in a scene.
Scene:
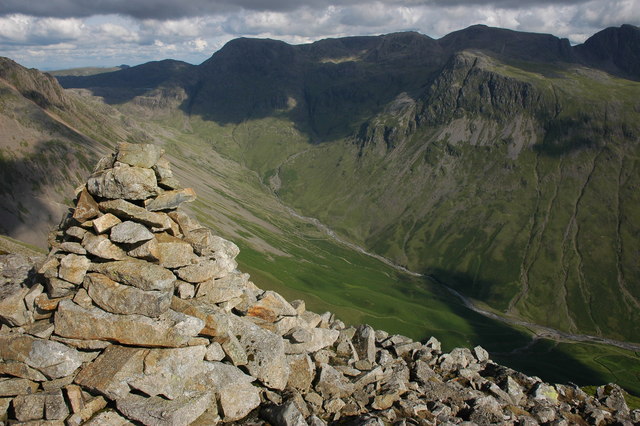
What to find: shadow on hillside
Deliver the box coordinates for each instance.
[0,138,93,249]
[423,270,612,391]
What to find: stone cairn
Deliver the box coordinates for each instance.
[0,143,638,425]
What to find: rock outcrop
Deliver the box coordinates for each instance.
[0,143,638,425]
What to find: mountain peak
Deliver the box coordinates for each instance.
[576,24,640,79]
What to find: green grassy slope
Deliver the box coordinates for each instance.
[276,54,640,343]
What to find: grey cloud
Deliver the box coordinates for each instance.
[1,0,590,20]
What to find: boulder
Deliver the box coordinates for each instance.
[128,346,207,400]
[0,361,48,382]
[286,354,315,392]
[92,213,122,234]
[0,281,29,326]
[72,188,101,222]
[0,378,39,396]
[87,165,158,200]
[115,142,163,168]
[204,362,260,422]
[91,260,176,292]
[247,291,298,323]
[353,324,376,363]
[99,199,172,230]
[314,364,353,399]
[109,221,154,244]
[116,391,213,426]
[156,233,197,268]
[74,345,147,400]
[145,188,197,211]
[176,259,232,283]
[81,233,127,260]
[171,297,232,337]
[0,335,82,379]
[58,254,90,285]
[230,315,290,390]
[54,300,204,347]
[85,273,172,317]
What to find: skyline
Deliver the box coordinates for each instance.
[0,0,638,70]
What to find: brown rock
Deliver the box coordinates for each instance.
[75,345,148,399]
[171,297,231,337]
[82,232,127,260]
[87,165,158,200]
[0,282,29,326]
[0,377,39,396]
[156,233,197,268]
[45,278,76,298]
[116,142,164,168]
[55,300,204,347]
[58,254,90,285]
[247,291,297,323]
[85,273,172,317]
[13,392,46,421]
[109,221,154,244]
[64,384,85,414]
[0,361,47,382]
[145,188,197,211]
[175,259,229,283]
[65,226,87,240]
[167,210,202,235]
[66,395,107,426]
[44,389,69,420]
[91,259,176,292]
[116,391,213,426]
[83,409,135,425]
[72,188,100,222]
[99,199,172,230]
[92,213,122,234]
[59,241,87,255]
[127,238,160,261]
[286,354,315,392]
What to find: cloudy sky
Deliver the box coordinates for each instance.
[0,0,638,70]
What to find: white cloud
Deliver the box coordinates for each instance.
[0,0,637,69]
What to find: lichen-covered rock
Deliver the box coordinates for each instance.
[128,346,208,400]
[115,142,163,168]
[54,300,203,347]
[230,315,290,390]
[99,199,172,230]
[72,187,100,222]
[144,188,197,211]
[116,391,213,426]
[87,164,158,200]
[109,221,154,244]
[81,233,127,260]
[91,260,176,292]
[85,273,172,317]
[58,254,90,285]
[74,345,147,399]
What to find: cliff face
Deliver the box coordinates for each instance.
[0,144,638,425]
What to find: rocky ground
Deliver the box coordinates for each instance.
[0,143,638,425]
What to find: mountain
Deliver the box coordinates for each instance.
[2,24,640,395]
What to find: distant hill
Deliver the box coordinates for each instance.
[48,65,129,77]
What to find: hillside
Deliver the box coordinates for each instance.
[1,24,640,395]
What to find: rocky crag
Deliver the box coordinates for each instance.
[0,143,637,425]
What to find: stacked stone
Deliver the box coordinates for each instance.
[0,143,638,425]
